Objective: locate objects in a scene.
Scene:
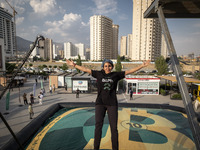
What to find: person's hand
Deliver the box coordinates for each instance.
[66,59,76,67]
[142,60,151,67]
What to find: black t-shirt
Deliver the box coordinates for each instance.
[92,70,125,106]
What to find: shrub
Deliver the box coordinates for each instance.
[160,88,166,95]
[171,93,182,99]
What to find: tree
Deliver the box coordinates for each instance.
[29,63,33,67]
[42,64,47,68]
[194,72,200,80]
[155,56,168,75]
[6,63,16,74]
[120,56,125,61]
[115,55,122,72]
[62,63,68,71]
[76,55,82,73]
[33,56,38,62]
[38,65,43,70]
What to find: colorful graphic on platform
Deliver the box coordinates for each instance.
[27,107,196,150]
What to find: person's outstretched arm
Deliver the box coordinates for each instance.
[66,59,92,74]
[125,60,151,75]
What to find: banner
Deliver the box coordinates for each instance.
[6,92,10,110]
[41,80,43,89]
[33,83,36,97]
[73,80,88,91]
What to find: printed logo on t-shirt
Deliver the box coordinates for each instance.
[102,78,113,91]
[104,83,111,90]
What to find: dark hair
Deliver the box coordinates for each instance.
[101,59,114,68]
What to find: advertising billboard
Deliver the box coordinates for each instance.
[73,80,88,91]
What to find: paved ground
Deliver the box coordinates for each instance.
[0,77,185,149]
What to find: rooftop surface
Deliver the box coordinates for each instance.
[0,77,198,149]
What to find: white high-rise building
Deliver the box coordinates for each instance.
[0,7,16,63]
[127,34,133,58]
[75,43,85,57]
[132,0,161,61]
[64,42,85,59]
[53,44,59,59]
[90,15,118,60]
[64,42,73,59]
[112,24,119,59]
[53,44,56,59]
[120,36,127,57]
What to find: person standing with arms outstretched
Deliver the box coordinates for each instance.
[66,59,150,150]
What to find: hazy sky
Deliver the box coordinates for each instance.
[1,0,200,56]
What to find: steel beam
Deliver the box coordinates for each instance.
[156,5,200,149]
[0,112,24,150]
[0,35,44,150]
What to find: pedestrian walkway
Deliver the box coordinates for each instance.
[0,77,187,149]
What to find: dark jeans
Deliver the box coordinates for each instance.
[94,105,118,150]
[24,99,28,105]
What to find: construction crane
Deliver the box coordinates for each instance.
[4,0,18,59]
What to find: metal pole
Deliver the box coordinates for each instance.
[156,5,200,149]
[0,35,44,100]
[0,112,24,150]
[0,35,44,150]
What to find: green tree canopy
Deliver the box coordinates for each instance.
[155,56,168,75]
[76,55,82,73]
[115,55,122,72]
[38,65,43,70]
[42,64,47,68]
[6,63,16,74]
[62,63,68,70]
[33,56,38,62]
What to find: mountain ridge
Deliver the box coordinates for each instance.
[16,36,32,51]
[16,36,63,51]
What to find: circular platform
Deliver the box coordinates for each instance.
[26,107,196,150]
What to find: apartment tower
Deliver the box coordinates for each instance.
[45,38,53,62]
[64,42,85,60]
[120,36,127,57]
[39,38,53,61]
[132,0,162,61]
[90,15,118,60]
[64,42,75,59]
[127,34,133,59]
[112,24,119,59]
[0,7,16,65]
